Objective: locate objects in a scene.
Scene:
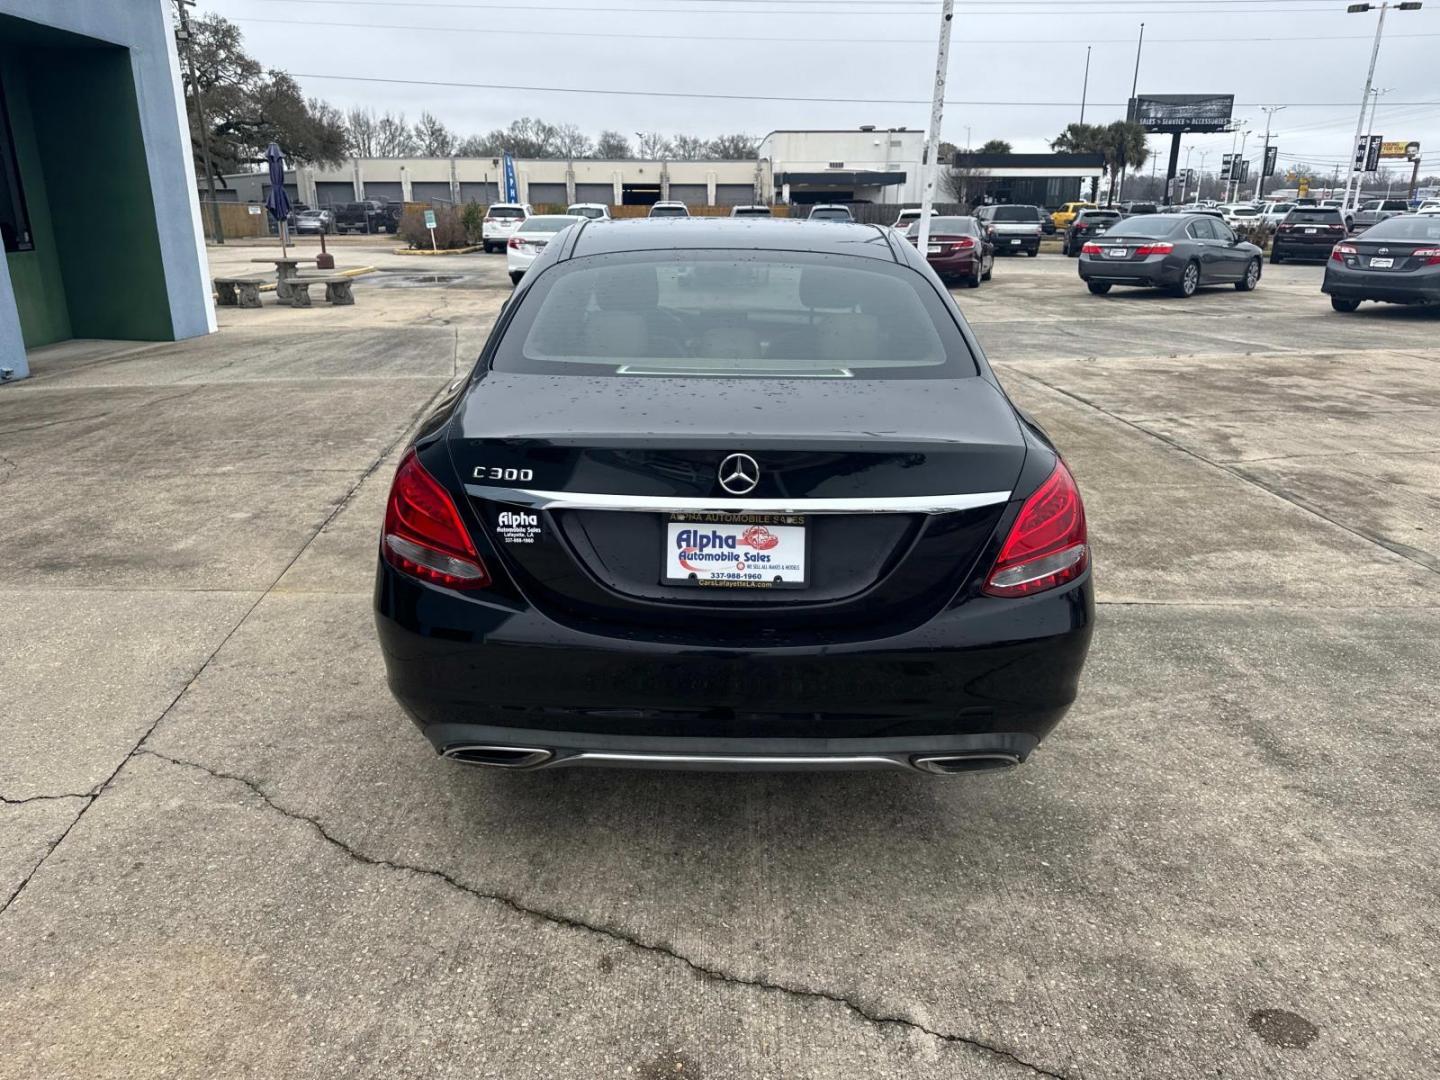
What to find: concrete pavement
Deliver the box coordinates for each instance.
[1,251,1436,1079]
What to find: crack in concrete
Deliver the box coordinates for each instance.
[0,413,112,438]
[0,791,93,806]
[138,747,1073,1080]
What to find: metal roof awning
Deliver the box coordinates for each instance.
[778,171,908,186]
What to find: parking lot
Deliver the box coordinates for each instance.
[2,239,1437,1079]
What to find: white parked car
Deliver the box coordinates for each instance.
[1415,200,1440,216]
[506,214,583,285]
[481,203,533,253]
[648,201,689,218]
[565,203,610,220]
[1259,201,1296,227]
[1219,204,1264,228]
[729,205,772,217]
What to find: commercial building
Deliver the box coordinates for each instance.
[759,127,923,204]
[0,0,214,380]
[950,152,1107,208]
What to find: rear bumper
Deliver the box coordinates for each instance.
[1322,266,1440,304]
[926,251,981,276]
[1077,255,1178,286]
[1273,238,1339,259]
[375,563,1094,769]
[993,233,1040,253]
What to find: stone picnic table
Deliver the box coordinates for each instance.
[250,256,315,302]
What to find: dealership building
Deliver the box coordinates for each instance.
[211,126,933,211]
[0,0,214,379]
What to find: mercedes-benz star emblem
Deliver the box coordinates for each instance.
[717,453,760,495]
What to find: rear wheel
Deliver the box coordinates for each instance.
[1330,296,1360,312]
[1026,248,1039,258]
[981,257,992,281]
[1236,258,1261,292]
[1172,261,1200,298]
[966,267,982,288]
[1087,281,1111,295]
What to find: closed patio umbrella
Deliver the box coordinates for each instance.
[264,141,291,256]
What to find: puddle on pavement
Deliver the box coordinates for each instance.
[371,273,468,288]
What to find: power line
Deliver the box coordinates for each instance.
[289,70,1440,110]
[251,0,1403,13]
[235,15,1440,47]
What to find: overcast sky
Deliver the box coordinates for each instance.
[205,0,1437,180]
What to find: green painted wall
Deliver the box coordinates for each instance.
[1,49,70,348]
[27,45,172,341]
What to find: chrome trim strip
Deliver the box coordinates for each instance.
[465,486,1012,515]
[559,752,913,771]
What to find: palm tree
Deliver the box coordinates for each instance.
[1049,123,1104,154]
[1101,121,1150,202]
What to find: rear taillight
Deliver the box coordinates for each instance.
[1081,242,1101,255]
[983,461,1088,599]
[382,451,490,589]
[483,216,495,223]
[1331,243,1357,261]
[508,236,522,249]
[1135,242,1173,256]
[954,237,975,250]
[1412,247,1440,265]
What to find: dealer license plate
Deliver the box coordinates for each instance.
[1109,247,1127,258]
[664,514,807,588]
[928,245,942,254]
[1305,227,1317,234]
[1009,238,1021,245]
[1369,257,1394,269]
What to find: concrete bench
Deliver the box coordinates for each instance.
[289,275,355,307]
[213,276,267,309]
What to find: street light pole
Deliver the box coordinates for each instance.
[915,0,955,257]
[1079,45,1091,124]
[1340,2,1421,212]
[1254,105,1285,200]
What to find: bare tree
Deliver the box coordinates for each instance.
[636,131,673,159]
[705,133,758,159]
[413,111,455,157]
[553,123,594,160]
[671,134,706,161]
[456,133,500,157]
[375,111,418,157]
[345,107,378,158]
[594,130,632,159]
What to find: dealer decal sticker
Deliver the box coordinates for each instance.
[496,510,541,544]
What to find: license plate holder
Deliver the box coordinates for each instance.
[1109,247,1127,258]
[927,245,942,254]
[1305,227,1317,234]
[1369,257,1394,269]
[1010,238,1021,245]
[664,513,808,588]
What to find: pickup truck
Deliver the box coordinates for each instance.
[1349,199,1411,233]
[333,200,401,234]
[974,204,1044,257]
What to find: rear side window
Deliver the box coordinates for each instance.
[1383,201,1410,211]
[493,253,977,380]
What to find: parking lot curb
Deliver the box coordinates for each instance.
[392,246,484,256]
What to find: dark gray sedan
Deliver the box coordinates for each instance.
[1077,213,1263,298]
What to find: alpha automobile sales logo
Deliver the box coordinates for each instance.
[740,525,779,550]
[675,526,781,573]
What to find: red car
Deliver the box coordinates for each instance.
[905,215,995,288]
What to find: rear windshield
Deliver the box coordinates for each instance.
[1127,204,1159,214]
[493,253,975,380]
[990,206,1039,222]
[567,206,606,219]
[1286,209,1343,224]
[1103,215,1182,238]
[650,206,688,217]
[907,216,975,235]
[1229,207,1260,216]
[518,216,582,233]
[488,206,524,219]
[733,207,771,216]
[809,208,852,220]
[1359,216,1440,241]
[1077,210,1120,221]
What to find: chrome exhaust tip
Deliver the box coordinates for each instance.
[441,745,553,769]
[911,752,1021,775]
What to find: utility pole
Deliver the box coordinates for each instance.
[174,0,224,244]
[1079,46,1091,124]
[916,0,955,256]
[1254,105,1285,200]
[1116,22,1144,203]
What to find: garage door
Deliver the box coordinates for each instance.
[361,181,403,201]
[411,182,455,205]
[527,183,567,205]
[715,184,756,206]
[315,182,355,206]
[459,181,499,205]
[575,183,613,204]
[668,184,708,206]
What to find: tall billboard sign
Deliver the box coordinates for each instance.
[1127,94,1235,134]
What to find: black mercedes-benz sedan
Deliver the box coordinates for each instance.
[1078,213,1263,297]
[375,219,1094,774]
[1323,213,1440,312]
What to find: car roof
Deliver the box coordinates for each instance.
[566,218,900,262]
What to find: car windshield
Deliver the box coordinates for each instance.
[734,208,770,216]
[1359,216,1440,241]
[651,206,687,217]
[518,216,582,233]
[495,253,973,379]
[1128,204,1158,214]
[1077,211,1120,221]
[1103,215,1181,238]
[990,206,1038,222]
[810,209,851,220]
[1287,209,1342,223]
[907,216,974,235]
[568,207,606,219]
[1271,204,1295,212]
[1231,208,1259,216]
[488,207,524,219]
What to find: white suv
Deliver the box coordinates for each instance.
[565,203,611,220]
[648,201,689,218]
[481,203,533,253]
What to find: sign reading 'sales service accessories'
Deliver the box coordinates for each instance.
[1128,94,1235,133]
